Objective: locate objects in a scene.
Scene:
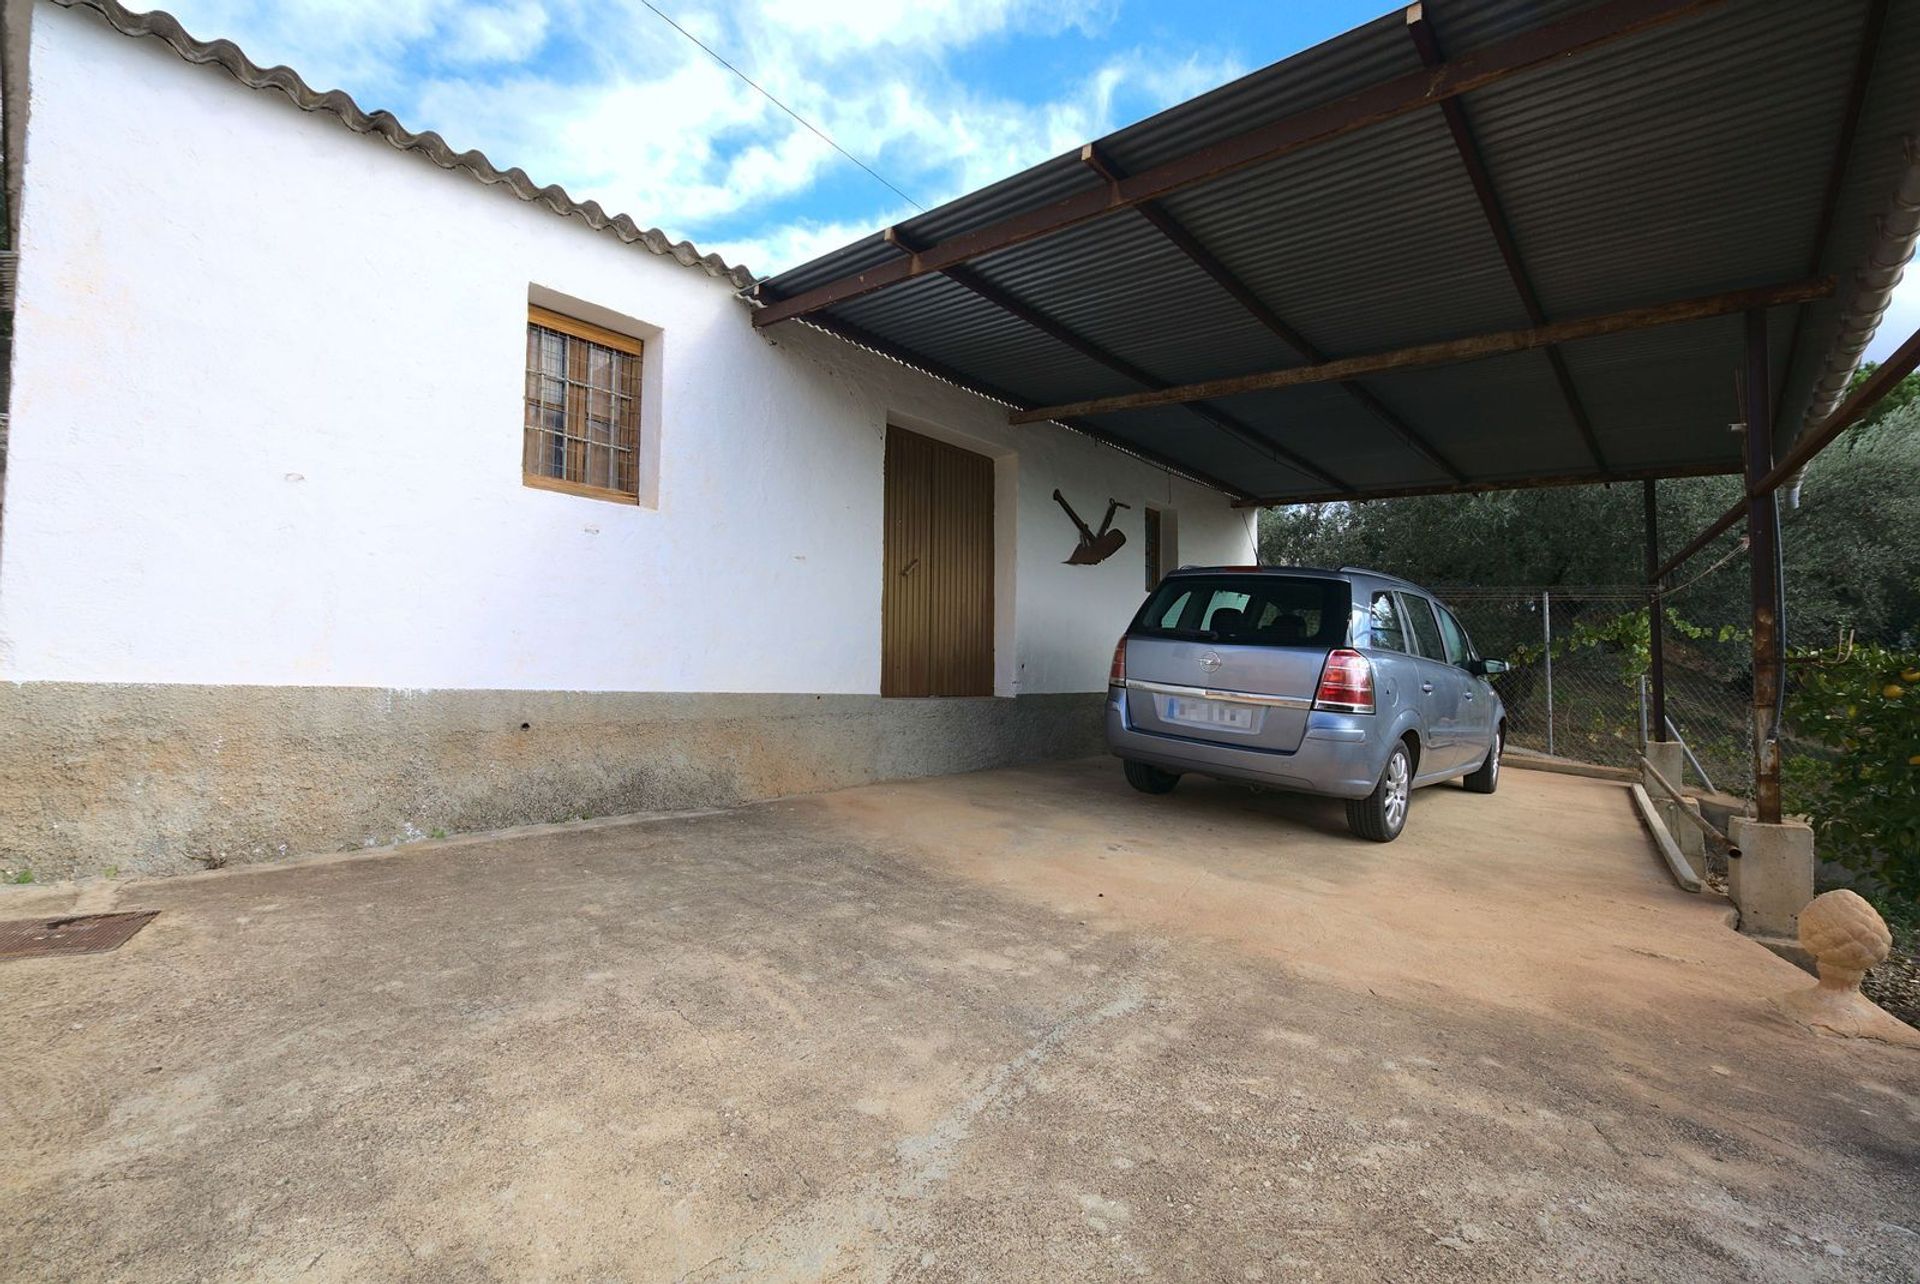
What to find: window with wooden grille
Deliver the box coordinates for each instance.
[523,306,643,503]
[1144,507,1163,589]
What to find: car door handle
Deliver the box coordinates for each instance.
[1463,691,1474,700]
[1420,681,1434,693]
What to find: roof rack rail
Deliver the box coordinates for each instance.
[1338,565,1420,588]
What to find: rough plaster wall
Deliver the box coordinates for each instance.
[0,685,1108,878]
[0,4,1253,697]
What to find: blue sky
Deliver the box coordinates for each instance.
[159,0,1915,360]
[151,0,1395,271]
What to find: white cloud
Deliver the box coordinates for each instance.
[161,0,457,92]
[740,0,1115,58]
[443,1,550,65]
[156,0,1246,275]
[704,211,913,280]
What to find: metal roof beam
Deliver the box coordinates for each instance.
[1008,277,1834,425]
[1405,5,1608,472]
[879,228,1352,492]
[785,307,1257,499]
[1647,319,1917,581]
[750,0,1724,328]
[1077,143,1464,483]
[1234,460,1740,509]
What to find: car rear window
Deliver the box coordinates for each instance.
[1131,575,1350,648]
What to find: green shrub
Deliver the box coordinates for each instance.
[1785,644,1920,899]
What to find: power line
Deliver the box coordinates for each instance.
[634,0,925,212]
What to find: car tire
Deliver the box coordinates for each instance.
[1462,729,1502,795]
[1346,741,1412,842]
[1123,760,1181,795]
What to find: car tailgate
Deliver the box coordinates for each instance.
[1123,638,1325,753]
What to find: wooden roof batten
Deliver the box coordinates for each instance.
[1008,278,1836,425]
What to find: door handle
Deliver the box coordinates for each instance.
[1463,692,1474,700]
[900,557,920,578]
[1420,681,1434,693]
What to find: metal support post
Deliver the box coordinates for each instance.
[1542,590,1555,757]
[1744,310,1785,823]
[1643,478,1668,740]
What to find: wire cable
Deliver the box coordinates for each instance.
[635,0,925,212]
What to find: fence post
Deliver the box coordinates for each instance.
[1643,478,1668,741]
[1542,590,1555,757]
[1637,674,1649,751]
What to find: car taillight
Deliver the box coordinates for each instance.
[1314,649,1374,713]
[1109,637,1127,686]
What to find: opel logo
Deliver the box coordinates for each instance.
[1198,650,1222,674]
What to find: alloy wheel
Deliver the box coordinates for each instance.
[1383,750,1410,830]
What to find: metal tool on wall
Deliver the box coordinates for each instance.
[1053,490,1129,565]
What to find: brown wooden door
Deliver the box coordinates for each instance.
[882,426,994,697]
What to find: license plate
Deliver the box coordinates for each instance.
[1165,696,1253,730]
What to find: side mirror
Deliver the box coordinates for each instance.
[1467,658,1509,677]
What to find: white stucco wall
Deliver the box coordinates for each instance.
[0,3,1254,696]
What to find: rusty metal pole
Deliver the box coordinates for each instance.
[1542,590,1555,757]
[1642,478,1668,741]
[1744,310,1784,823]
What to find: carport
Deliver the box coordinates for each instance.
[749,0,1920,918]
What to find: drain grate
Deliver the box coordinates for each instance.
[0,911,159,961]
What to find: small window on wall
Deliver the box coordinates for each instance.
[1144,506,1173,589]
[524,306,643,503]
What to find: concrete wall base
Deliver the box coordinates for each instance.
[0,683,1107,881]
[1727,815,1817,939]
[1642,740,1686,793]
[1665,797,1707,865]
[1642,741,1708,867]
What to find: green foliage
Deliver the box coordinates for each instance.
[1506,606,1744,682]
[1260,399,1920,647]
[1845,361,1920,429]
[430,828,448,840]
[1784,644,1920,899]
[8,870,31,885]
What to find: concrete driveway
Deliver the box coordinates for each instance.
[2,759,1915,1282]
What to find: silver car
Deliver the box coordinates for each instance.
[1105,566,1507,841]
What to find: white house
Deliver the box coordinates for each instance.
[0,0,1254,878]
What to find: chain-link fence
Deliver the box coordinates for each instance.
[1442,583,1764,799]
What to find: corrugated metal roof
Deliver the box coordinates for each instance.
[51,0,757,289]
[758,0,1920,504]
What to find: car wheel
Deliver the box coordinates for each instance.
[1346,741,1412,842]
[1462,728,1502,795]
[1123,760,1181,795]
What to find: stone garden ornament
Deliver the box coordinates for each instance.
[1773,889,1920,1047]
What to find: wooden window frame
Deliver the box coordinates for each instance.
[1144,507,1163,590]
[523,305,645,505]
